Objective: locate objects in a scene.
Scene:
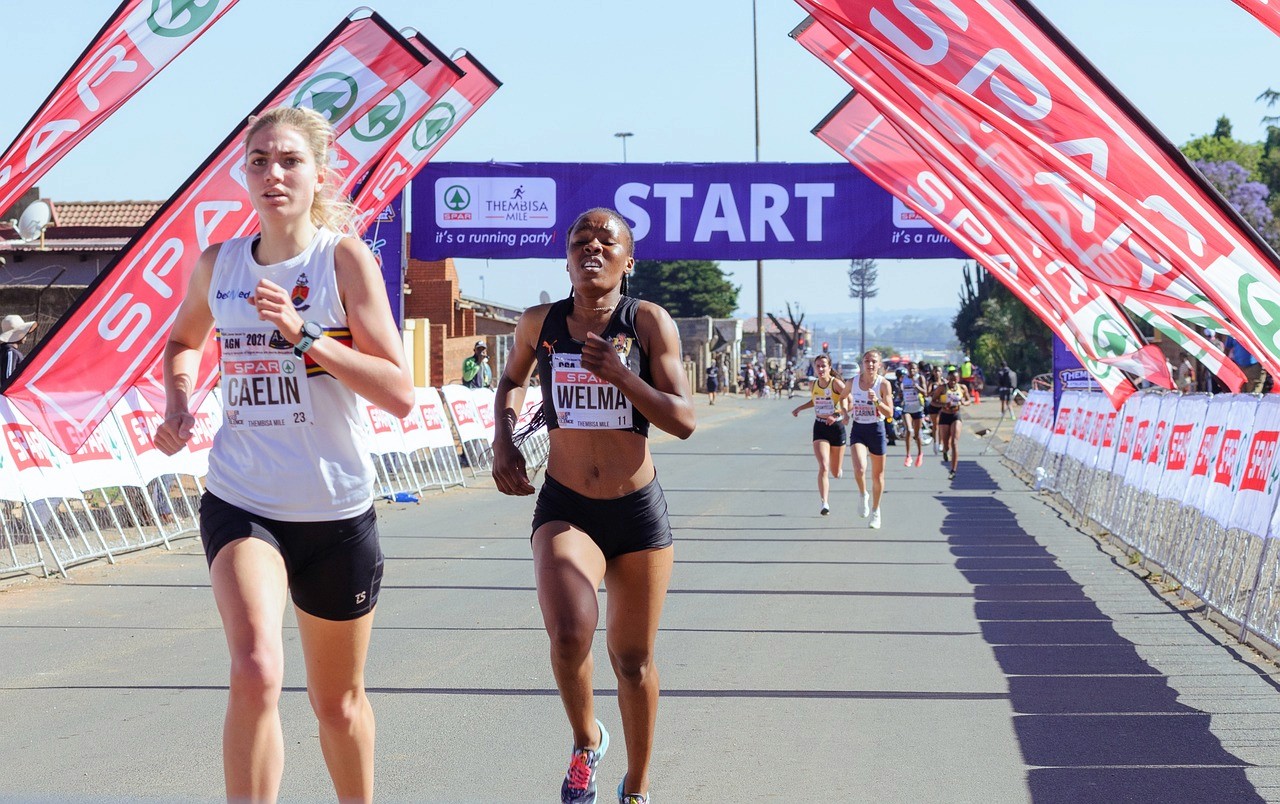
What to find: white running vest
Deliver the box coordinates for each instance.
[849,374,888,424]
[205,228,374,521]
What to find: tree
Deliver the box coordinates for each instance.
[628,260,738,318]
[951,261,995,357]
[767,302,806,362]
[1193,159,1278,243]
[848,259,878,356]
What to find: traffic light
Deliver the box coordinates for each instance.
[798,336,805,349]
[822,341,830,352]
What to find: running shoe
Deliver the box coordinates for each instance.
[914,454,923,468]
[933,440,940,454]
[903,455,911,467]
[820,501,830,516]
[860,492,871,518]
[562,720,610,804]
[869,508,881,529]
[942,450,949,463]
[618,778,649,804]
[949,469,957,481]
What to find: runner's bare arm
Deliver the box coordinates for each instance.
[580,301,694,439]
[155,245,218,455]
[492,305,552,496]
[254,236,413,417]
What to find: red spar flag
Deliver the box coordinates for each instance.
[798,0,1280,382]
[794,17,1171,390]
[0,0,240,217]
[132,31,465,415]
[4,11,426,453]
[1233,0,1280,39]
[813,90,1138,405]
[353,52,501,224]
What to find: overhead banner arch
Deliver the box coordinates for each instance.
[410,162,965,261]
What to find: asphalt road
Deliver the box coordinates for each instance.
[4,393,1280,802]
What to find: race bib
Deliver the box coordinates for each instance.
[851,391,877,421]
[902,381,920,407]
[550,353,632,429]
[814,394,836,418]
[218,328,314,429]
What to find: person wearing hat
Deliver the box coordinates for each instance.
[462,339,492,388]
[0,313,38,386]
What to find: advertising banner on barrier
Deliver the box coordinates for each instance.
[414,387,457,450]
[113,390,178,483]
[438,385,487,443]
[0,0,241,217]
[1230,396,1280,538]
[0,397,81,501]
[1140,396,1180,496]
[1185,397,1231,512]
[359,397,408,457]
[1205,397,1260,527]
[171,390,219,478]
[1109,400,1140,481]
[1159,395,1207,503]
[396,399,430,453]
[66,411,143,492]
[6,12,427,454]
[0,419,20,502]
[471,387,496,445]
[1123,395,1159,491]
[410,161,967,261]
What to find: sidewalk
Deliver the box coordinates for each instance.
[2,391,1280,802]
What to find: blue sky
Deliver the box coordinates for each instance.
[4,0,1278,317]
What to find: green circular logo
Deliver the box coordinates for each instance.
[293,72,360,122]
[413,102,457,152]
[443,185,471,211]
[351,91,407,143]
[1238,274,1280,355]
[282,360,296,375]
[148,0,221,37]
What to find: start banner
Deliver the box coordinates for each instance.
[410,162,967,261]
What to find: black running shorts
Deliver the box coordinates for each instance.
[531,473,673,560]
[200,492,383,621]
[938,411,961,426]
[812,420,848,446]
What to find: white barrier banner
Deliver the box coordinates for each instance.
[1122,395,1161,491]
[1159,395,1207,503]
[171,391,220,478]
[1064,392,1095,464]
[358,397,408,457]
[1017,390,1053,446]
[0,396,80,500]
[0,409,20,501]
[67,411,143,492]
[397,399,432,453]
[113,390,185,483]
[471,387,497,445]
[1046,398,1072,458]
[1139,395,1181,496]
[1108,397,1142,481]
[1184,396,1232,512]
[1204,396,1260,528]
[439,384,486,443]
[415,387,458,450]
[1232,396,1280,538]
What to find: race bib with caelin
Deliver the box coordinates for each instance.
[219,328,315,429]
[551,353,632,429]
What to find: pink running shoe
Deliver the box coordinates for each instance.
[914,454,923,468]
[903,455,911,467]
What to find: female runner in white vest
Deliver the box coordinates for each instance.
[155,106,414,804]
[491,208,695,804]
[848,350,894,529]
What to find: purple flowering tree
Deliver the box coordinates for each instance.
[1194,159,1279,246]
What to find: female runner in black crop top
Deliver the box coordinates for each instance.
[492,208,695,804]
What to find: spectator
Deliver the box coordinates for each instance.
[0,313,37,386]
[705,360,719,405]
[462,340,492,388]
[996,362,1018,419]
[1176,354,1195,395]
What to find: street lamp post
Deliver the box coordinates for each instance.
[752,0,765,357]
[614,131,634,163]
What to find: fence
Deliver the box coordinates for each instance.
[1005,388,1280,649]
[0,384,545,579]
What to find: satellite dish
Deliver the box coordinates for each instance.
[539,290,551,304]
[16,201,51,242]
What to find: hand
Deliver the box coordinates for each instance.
[492,440,535,496]
[580,331,624,385]
[154,411,195,456]
[247,278,303,344]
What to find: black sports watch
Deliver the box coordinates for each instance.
[293,321,323,357]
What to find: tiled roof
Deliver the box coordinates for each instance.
[53,201,161,229]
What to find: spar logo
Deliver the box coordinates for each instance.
[444,185,471,211]
[147,0,223,37]
[365,404,397,435]
[450,399,475,426]
[1131,420,1149,463]
[1148,421,1168,464]
[1193,426,1221,476]
[294,72,359,122]
[1240,431,1280,493]
[1092,315,1138,363]
[351,91,407,143]
[1117,415,1135,454]
[435,177,556,229]
[1214,429,1244,486]
[891,197,933,229]
[1238,275,1280,355]
[1166,424,1194,471]
[419,403,445,430]
[4,424,54,471]
[1053,408,1070,436]
[413,101,457,152]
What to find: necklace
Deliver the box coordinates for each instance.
[573,301,616,313]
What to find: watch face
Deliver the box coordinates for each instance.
[303,321,323,339]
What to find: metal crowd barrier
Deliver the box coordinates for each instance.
[1004,388,1280,650]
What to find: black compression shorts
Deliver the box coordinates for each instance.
[532,473,673,560]
[812,420,848,446]
[199,492,383,621]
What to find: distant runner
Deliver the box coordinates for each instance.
[792,353,848,516]
[930,369,971,480]
[848,350,893,529]
[898,362,927,467]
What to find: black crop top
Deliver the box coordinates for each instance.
[534,294,652,437]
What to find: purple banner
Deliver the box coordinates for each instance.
[410,162,966,261]
[1053,334,1100,414]
[364,193,405,328]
